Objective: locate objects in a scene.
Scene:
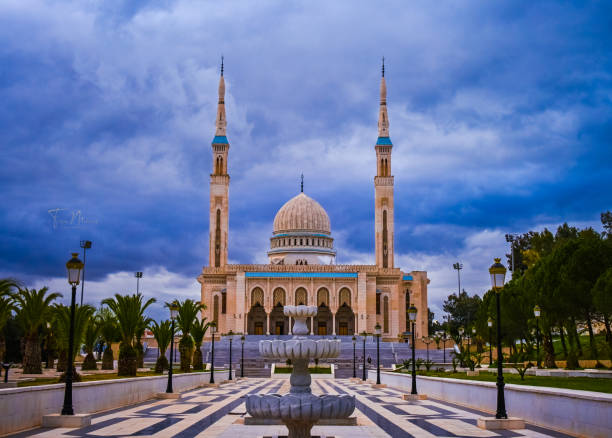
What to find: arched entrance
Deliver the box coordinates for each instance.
[269,288,288,335]
[247,287,266,335]
[336,288,355,335]
[315,288,332,335]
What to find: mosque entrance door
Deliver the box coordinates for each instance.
[275,321,284,335]
[318,322,327,335]
[254,322,264,335]
[335,303,355,335]
[248,303,267,335]
[269,302,289,335]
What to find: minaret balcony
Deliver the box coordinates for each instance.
[374,176,394,186]
[210,174,230,184]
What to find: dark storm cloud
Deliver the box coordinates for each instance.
[1,0,611,316]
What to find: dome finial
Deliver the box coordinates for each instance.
[221,55,224,76]
[300,173,304,193]
[382,56,385,77]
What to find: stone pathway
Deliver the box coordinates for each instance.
[9,379,574,437]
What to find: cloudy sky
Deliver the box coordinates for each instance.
[1,1,610,321]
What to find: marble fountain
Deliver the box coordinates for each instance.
[246,305,356,438]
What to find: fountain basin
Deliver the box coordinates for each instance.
[284,305,317,318]
[246,393,355,422]
[260,339,341,360]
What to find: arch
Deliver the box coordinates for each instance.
[214,209,221,267]
[273,287,286,307]
[213,295,219,325]
[383,295,389,333]
[295,287,308,306]
[251,287,264,308]
[338,287,351,307]
[336,303,355,335]
[317,288,329,307]
[382,209,388,268]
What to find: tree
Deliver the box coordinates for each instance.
[102,293,156,376]
[191,318,210,371]
[0,279,18,362]
[53,304,95,378]
[149,320,172,373]
[601,211,612,239]
[13,287,61,374]
[171,299,204,372]
[98,307,118,370]
[81,315,100,370]
[593,267,612,356]
[442,290,482,337]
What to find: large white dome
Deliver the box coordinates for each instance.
[272,192,331,235]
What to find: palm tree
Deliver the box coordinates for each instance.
[98,307,118,370]
[102,293,155,376]
[149,320,172,373]
[81,315,100,370]
[191,318,210,371]
[13,287,61,374]
[171,299,204,372]
[53,304,95,378]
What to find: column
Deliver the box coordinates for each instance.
[310,316,314,335]
[332,312,336,335]
[288,316,292,335]
[266,312,270,335]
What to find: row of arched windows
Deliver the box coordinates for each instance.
[249,286,352,309]
[271,237,332,248]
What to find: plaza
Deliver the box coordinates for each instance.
[3,378,578,438]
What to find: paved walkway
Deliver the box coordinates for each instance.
[11,379,574,437]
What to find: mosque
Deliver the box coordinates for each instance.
[197,62,429,341]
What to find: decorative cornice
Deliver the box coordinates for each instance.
[374,176,394,186]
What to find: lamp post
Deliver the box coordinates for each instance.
[408,305,418,394]
[422,337,432,362]
[441,332,448,364]
[240,335,245,378]
[166,303,179,393]
[352,335,357,378]
[209,322,216,384]
[453,262,463,294]
[534,305,541,368]
[227,330,234,381]
[374,324,381,384]
[360,331,367,381]
[79,241,91,306]
[135,271,143,294]
[458,326,465,367]
[487,317,493,367]
[62,253,84,416]
[489,258,508,419]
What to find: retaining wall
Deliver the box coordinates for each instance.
[369,370,612,438]
[0,371,221,436]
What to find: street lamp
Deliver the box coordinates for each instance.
[441,331,448,364]
[408,305,418,395]
[453,262,463,294]
[422,337,432,362]
[227,330,234,381]
[79,240,91,306]
[135,271,143,294]
[458,326,465,367]
[209,322,217,384]
[352,335,357,378]
[489,257,508,419]
[374,323,382,385]
[487,317,493,367]
[240,335,245,378]
[534,305,541,368]
[166,303,179,393]
[62,253,83,416]
[360,331,367,381]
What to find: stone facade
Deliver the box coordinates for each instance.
[198,63,429,340]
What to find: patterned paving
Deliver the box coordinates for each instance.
[10,379,575,437]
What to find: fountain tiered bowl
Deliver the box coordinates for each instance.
[245,305,355,438]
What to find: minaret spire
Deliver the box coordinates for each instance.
[378,58,389,137]
[300,174,304,193]
[215,57,227,136]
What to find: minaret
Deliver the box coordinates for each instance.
[374,58,394,268]
[209,58,230,268]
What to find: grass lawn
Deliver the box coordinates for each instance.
[396,370,612,394]
[17,370,187,387]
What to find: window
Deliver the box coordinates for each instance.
[382,210,388,268]
[376,292,381,314]
[215,209,221,267]
[221,291,227,314]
